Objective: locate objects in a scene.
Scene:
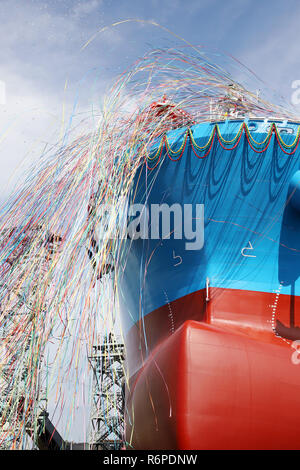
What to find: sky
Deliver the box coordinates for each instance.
[1,0,300,445]
[1,0,300,195]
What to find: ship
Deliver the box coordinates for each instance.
[87,91,300,449]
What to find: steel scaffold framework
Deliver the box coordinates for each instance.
[0,226,61,449]
[89,333,125,450]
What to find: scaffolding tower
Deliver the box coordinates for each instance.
[0,226,61,449]
[89,333,125,450]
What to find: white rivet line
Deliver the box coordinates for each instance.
[163,289,175,334]
[271,282,290,345]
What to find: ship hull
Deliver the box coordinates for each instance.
[118,119,300,449]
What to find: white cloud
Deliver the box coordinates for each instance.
[0,71,62,197]
[72,0,103,17]
[0,0,114,198]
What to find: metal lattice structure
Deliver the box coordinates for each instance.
[0,226,61,449]
[89,333,125,450]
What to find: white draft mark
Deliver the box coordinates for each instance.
[241,241,256,258]
[172,250,182,266]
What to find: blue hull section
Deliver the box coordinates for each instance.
[118,119,300,332]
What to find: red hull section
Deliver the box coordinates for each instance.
[125,288,300,449]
